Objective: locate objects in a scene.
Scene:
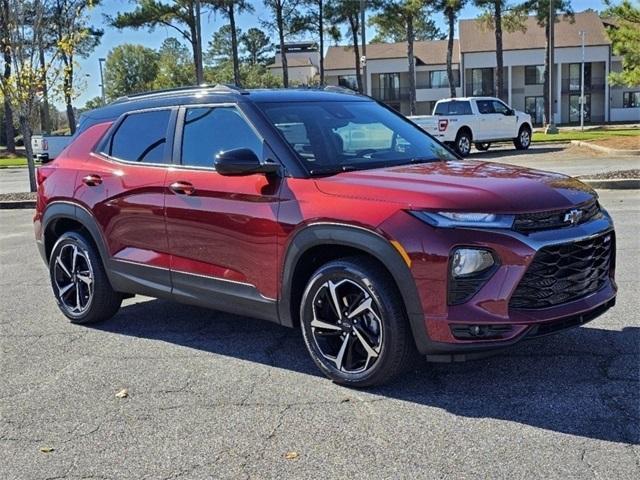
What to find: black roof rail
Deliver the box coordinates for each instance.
[323,85,360,96]
[111,83,248,104]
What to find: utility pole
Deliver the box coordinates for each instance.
[360,0,367,95]
[579,30,586,131]
[98,58,106,104]
[545,0,558,134]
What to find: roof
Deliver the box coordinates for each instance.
[459,11,610,53]
[324,39,460,71]
[267,57,316,68]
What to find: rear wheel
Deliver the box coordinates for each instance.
[49,231,122,324]
[475,142,491,151]
[300,257,416,388]
[514,125,532,150]
[455,130,472,157]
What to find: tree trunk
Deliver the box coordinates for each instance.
[319,0,324,85]
[446,10,456,98]
[543,20,550,125]
[2,10,15,153]
[19,114,36,192]
[191,1,204,84]
[277,5,288,88]
[350,17,362,93]
[229,5,241,86]
[39,46,51,134]
[407,15,416,115]
[494,1,504,100]
[62,54,76,134]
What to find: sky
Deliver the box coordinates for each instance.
[71,0,606,108]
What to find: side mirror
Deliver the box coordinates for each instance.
[504,109,515,116]
[214,148,280,176]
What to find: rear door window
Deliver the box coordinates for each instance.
[434,102,449,115]
[109,110,171,163]
[448,101,472,115]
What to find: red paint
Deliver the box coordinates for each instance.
[35,120,616,349]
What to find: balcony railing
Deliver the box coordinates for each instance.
[371,87,410,101]
[562,77,606,93]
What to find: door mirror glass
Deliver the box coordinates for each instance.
[214,148,279,176]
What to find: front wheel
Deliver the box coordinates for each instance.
[299,257,416,388]
[455,130,472,157]
[49,231,122,324]
[514,125,532,150]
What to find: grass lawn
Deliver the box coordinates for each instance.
[533,128,640,143]
[0,156,28,168]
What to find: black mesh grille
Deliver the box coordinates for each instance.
[510,233,613,309]
[513,200,601,233]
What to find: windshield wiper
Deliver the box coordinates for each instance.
[309,165,358,177]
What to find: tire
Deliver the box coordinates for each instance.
[49,231,122,324]
[475,142,491,151]
[299,256,416,388]
[514,125,532,150]
[455,130,472,157]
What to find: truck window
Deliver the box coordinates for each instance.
[434,102,449,115]
[476,100,495,114]
[449,101,472,115]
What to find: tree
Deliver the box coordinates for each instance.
[204,59,282,88]
[262,0,311,88]
[103,44,159,99]
[209,1,253,86]
[371,1,442,115]
[50,1,103,134]
[154,37,194,89]
[371,3,444,43]
[1,0,16,152]
[82,96,105,111]
[241,28,272,65]
[111,1,205,84]
[207,25,236,64]
[325,0,381,93]
[474,1,527,101]
[304,0,326,84]
[438,0,467,98]
[522,0,573,125]
[604,0,640,87]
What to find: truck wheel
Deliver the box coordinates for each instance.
[300,256,416,388]
[455,130,472,157]
[475,143,491,151]
[49,231,122,324]
[514,125,532,150]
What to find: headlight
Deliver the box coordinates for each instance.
[451,248,495,277]
[412,211,515,228]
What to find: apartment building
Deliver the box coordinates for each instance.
[323,11,639,125]
[267,42,321,85]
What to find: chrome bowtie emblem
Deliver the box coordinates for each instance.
[564,209,583,225]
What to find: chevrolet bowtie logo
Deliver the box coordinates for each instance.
[564,209,583,225]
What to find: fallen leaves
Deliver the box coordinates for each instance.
[115,388,128,399]
[284,451,299,460]
[39,447,54,453]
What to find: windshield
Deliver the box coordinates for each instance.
[257,101,456,175]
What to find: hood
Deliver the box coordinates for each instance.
[314,160,596,214]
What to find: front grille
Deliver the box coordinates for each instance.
[513,199,601,233]
[510,233,613,309]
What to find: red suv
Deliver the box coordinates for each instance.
[34,86,617,387]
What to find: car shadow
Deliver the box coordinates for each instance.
[91,298,639,445]
[469,146,566,159]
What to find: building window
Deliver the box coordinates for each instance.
[623,92,640,108]
[338,75,358,91]
[471,68,493,96]
[568,63,591,91]
[525,65,544,85]
[429,70,460,88]
[525,96,544,125]
[569,94,591,123]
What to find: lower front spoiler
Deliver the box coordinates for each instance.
[423,296,616,363]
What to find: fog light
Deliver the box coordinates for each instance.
[451,248,495,277]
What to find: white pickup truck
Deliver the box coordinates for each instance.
[31,134,72,163]
[409,97,533,157]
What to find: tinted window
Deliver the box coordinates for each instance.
[476,100,495,114]
[492,100,510,114]
[434,102,449,115]
[448,101,472,115]
[110,110,171,163]
[181,107,263,168]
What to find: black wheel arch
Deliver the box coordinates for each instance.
[279,223,431,353]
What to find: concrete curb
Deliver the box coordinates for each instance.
[581,178,640,190]
[571,140,640,156]
[0,200,36,209]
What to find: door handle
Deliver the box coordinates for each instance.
[82,174,102,186]
[169,181,195,196]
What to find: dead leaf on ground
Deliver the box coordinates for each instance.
[39,447,54,453]
[284,451,299,460]
[115,388,128,399]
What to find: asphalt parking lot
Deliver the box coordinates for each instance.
[1,195,639,479]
